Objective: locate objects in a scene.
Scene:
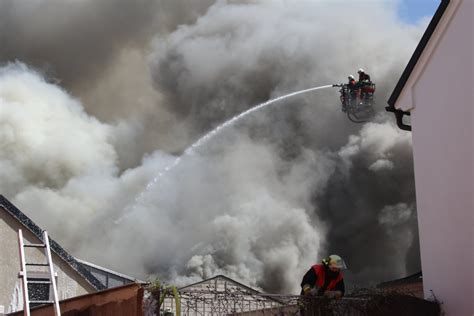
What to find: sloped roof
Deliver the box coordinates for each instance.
[0,194,106,291]
[179,275,261,294]
[377,271,422,288]
[178,275,285,305]
[76,258,146,284]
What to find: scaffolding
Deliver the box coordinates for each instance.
[161,290,372,316]
[156,276,440,316]
[162,289,300,316]
[160,275,292,315]
[158,275,367,316]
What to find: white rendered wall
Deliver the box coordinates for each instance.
[0,210,95,313]
[405,0,473,314]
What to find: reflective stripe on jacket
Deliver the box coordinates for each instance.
[311,264,343,291]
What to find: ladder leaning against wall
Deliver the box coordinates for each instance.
[17,229,61,316]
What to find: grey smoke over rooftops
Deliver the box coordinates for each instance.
[1,0,426,293]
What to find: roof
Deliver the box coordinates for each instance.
[386,0,450,130]
[0,194,106,291]
[377,271,423,288]
[179,275,261,294]
[178,275,284,304]
[76,258,146,284]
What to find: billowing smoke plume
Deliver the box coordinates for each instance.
[150,1,421,135]
[1,0,429,293]
[1,0,216,165]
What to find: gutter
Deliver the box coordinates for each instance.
[385,0,450,131]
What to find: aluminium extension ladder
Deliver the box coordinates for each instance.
[18,229,61,316]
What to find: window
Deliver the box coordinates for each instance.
[26,272,56,306]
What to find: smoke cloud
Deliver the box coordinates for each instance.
[1,0,429,293]
[1,0,215,166]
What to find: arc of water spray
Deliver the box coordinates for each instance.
[120,84,333,220]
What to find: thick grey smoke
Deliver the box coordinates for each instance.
[0,0,214,89]
[1,0,429,293]
[0,0,215,166]
[144,0,425,290]
[150,1,421,135]
[1,0,157,88]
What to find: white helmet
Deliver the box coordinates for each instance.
[348,75,354,80]
[327,254,347,269]
[358,68,364,73]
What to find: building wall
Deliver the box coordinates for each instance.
[8,283,143,316]
[0,210,95,314]
[406,0,473,314]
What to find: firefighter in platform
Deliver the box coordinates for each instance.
[357,68,371,84]
[357,68,372,99]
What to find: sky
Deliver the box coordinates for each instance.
[398,0,440,23]
[0,0,431,294]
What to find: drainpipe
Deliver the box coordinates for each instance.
[385,105,412,131]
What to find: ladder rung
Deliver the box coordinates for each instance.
[18,229,61,315]
[28,280,52,285]
[24,243,46,248]
[26,263,49,266]
[30,300,54,305]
